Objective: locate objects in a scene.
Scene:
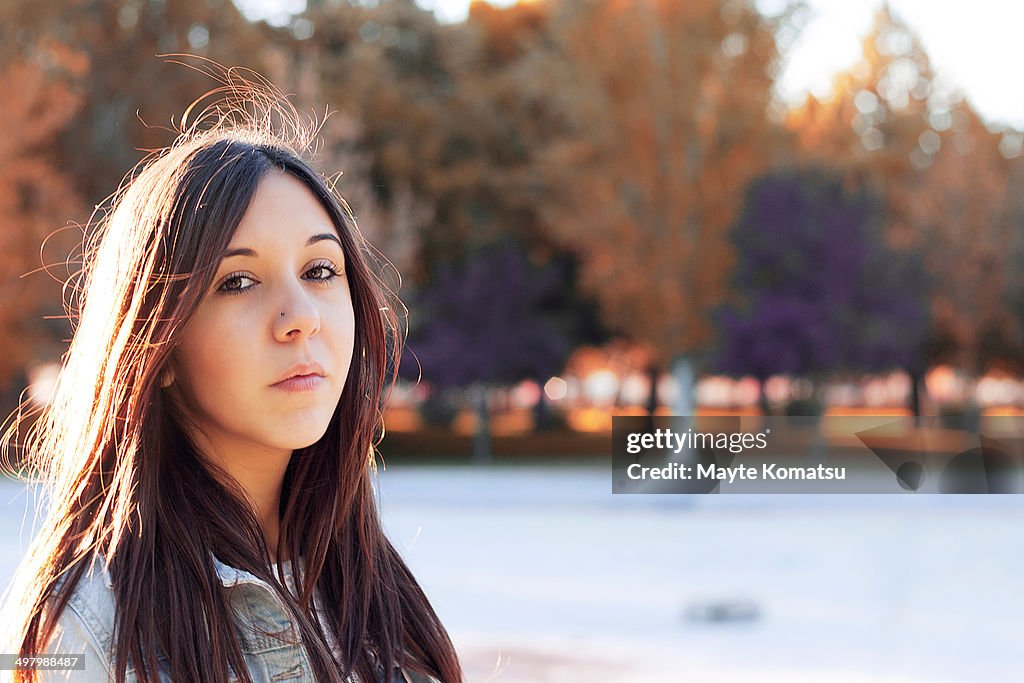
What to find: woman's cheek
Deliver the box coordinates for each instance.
[176,309,243,395]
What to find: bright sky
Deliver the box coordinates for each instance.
[235,0,1024,130]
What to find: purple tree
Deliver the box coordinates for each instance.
[713,168,930,414]
[401,238,604,459]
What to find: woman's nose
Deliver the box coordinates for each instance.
[273,288,321,341]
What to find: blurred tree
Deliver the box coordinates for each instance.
[399,238,605,460]
[913,103,1015,381]
[712,168,930,414]
[542,0,791,421]
[785,4,936,243]
[785,4,1015,408]
[0,0,272,206]
[0,39,88,417]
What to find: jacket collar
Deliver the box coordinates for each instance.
[98,551,300,590]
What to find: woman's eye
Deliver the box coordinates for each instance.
[218,273,255,295]
[305,261,343,283]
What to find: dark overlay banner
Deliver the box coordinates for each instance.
[611,415,1024,494]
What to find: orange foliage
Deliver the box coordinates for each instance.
[0,39,88,390]
[545,0,785,367]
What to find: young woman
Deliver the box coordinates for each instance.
[0,66,462,683]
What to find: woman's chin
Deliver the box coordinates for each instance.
[269,421,332,452]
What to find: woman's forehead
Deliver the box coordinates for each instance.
[224,171,340,255]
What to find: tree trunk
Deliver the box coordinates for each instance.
[669,354,697,463]
[806,373,827,464]
[908,366,923,425]
[670,354,697,416]
[533,386,553,432]
[644,363,660,433]
[758,377,771,416]
[471,384,492,465]
[959,370,982,433]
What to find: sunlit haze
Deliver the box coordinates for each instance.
[235,0,1023,130]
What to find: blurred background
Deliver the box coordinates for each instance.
[1,0,1022,680]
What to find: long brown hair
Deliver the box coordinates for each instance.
[0,60,461,683]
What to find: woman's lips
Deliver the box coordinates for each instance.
[272,373,324,392]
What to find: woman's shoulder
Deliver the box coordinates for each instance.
[51,553,118,640]
[42,554,118,679]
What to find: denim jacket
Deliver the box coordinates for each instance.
[40,553,441,683]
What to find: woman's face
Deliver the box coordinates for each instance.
[170,169,355,459]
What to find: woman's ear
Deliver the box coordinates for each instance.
[159,364,176,388]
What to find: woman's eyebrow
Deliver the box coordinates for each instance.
[220,232,343,260]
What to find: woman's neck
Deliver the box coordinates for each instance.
[187,428,293,563]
